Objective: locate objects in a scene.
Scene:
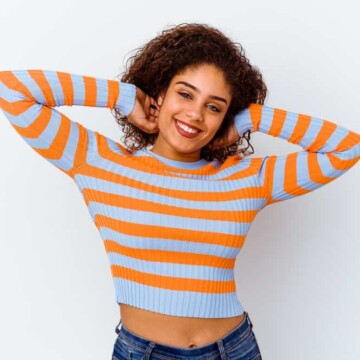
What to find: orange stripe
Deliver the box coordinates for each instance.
[79,165,264,202]
[336,129,360,152]
[5,103,74,178]
[104,240,235,269]
[83,75,97,106]
[30,109,71,161]
[72,121,89,170]
[289,113,311,144]
[28,70,56,106]
[269,108,287,137]
[57,71,74,105]
[82,188,258,223]
[223,158,265,181]
[307,119,336,151]
[0,71,35,101]
[107,79,119,108]
[249,104,262,131]
[91,137,226,176]
[263,155,276,204]
[308,153,336,184]
[327,153,359,171]
[11,103,51,138]
[95,215,246,249]
[110,265,236,293]
[0,97,32,116]
[284,152,311,197]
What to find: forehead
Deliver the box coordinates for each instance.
[170,64,232,96]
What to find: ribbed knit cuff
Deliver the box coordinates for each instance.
[116,82,137,116]
[233,107,254,136]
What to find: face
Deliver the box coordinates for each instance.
[151,63,232,162]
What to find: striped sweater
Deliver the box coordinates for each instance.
[1,70,359,318]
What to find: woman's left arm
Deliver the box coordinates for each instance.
[234,104,360,206]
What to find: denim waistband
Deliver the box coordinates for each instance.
[114,311,254,358]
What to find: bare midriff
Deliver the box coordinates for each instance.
[119,304,246,349]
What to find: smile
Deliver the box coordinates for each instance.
[175,119,203,138]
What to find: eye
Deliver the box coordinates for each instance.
[179,92,191,99]
[208,105,220,113]
[178,92,221,113]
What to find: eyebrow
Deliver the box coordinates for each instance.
[175,81,228,105]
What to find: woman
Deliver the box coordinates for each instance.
[0,23,359,360]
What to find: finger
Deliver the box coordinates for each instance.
[143,95,152,119]
[137,116,159,134]
[150,97,159,109]
[149,99,159,120]
[146,122,159,134]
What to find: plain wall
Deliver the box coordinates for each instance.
[0,0,359,359]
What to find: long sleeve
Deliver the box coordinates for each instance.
[0,70,136,178]
[234,104,360,206]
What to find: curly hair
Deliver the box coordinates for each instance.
[113,23,267,163]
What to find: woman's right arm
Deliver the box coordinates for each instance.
[0,70,136,178]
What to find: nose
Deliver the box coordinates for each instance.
[185,106,204,122]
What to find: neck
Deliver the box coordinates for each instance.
[151,141,202,163]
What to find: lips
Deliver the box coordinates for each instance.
[175,119,203,132]
[174,119,203,139]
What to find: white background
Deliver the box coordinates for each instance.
[0,0,359,359]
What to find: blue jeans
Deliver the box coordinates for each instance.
[112,311,262,359]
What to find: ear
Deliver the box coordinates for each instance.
[156,92,165,107]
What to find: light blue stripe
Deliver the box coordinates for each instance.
[75,153,260,192]
[166,157,254,180]
[298,116,323,149]
[50,119,80,170]
[108,252,235,281]
[333,143,360,160]
[85,128,98,164]
[105,136,128,155]
[43,70,64,105]
[136,148,256,180]
[117,82,136,116]
[258,106,274,133]
[75,176,264,211]
[315,152,344,178]
[146,149,209,170]
[70,74,85,105]
[90,202,250,235]
[113,278,244,317]
[95,78,108,107]
[316,152,346,177]
[296,151,322,191]
[13,71,46,104]
[271,154,296,201]
[279,111,298,141]
[257,156,269,187]
[1,101,41,127]
[0,81,27,102]
[233,107,253,135]
[100,228,242,258]
[319,125,349,153]
[24,107,61,149]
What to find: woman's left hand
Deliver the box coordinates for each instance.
[127,86,160,134]
[206,121,240,151]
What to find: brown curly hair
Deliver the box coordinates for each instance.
[113,23,267,163]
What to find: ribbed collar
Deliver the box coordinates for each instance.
[140,148,211,170]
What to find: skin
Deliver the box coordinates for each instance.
[121,64,247,348]
[127,63,240,160]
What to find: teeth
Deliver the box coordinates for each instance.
[176,120,199,134]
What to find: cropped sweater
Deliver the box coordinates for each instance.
[0,70,359,318]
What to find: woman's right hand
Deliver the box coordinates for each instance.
[127,87,160,134]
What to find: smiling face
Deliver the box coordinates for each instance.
[151,63,232,162]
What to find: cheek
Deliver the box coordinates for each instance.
[157,113,173,133]
[209,120,224,135]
